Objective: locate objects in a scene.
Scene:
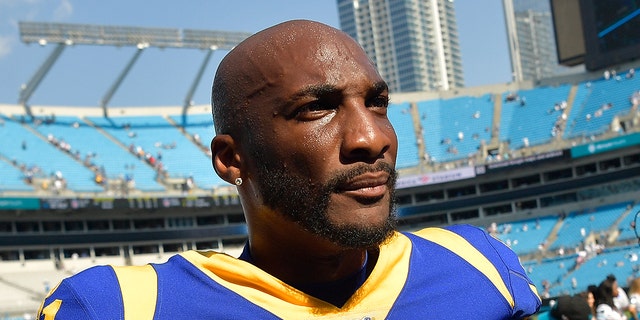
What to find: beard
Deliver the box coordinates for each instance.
[250,148,398,249]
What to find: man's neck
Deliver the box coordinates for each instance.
[239,244,379,307]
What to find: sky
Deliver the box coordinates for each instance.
[0,0,512,107]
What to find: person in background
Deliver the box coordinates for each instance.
[595,277,636,320]
[608,274,631,313]
[626,277,640,319]
[542,295,593,320]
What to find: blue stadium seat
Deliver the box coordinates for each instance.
[0,159,34,191]
[87,115,226,189]
[419,94,494,163]
[494,215,558,255]
[0,114,103,192]
[30,116,165,192]
[551,202,632,250]
[387,103,420,168]
[565,71,640,138]
[499,85,572,149]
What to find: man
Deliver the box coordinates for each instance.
[38,20,540,319]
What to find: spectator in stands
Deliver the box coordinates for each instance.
[628,278,640,319]
[38,20,541,319]
[608,274,631,314]
[544,295,593,320]
[595,277,635,320]
[586,285,599,318]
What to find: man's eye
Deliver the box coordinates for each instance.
[292,101,335,120]
[369,96,389,108]
[304,102,329,112]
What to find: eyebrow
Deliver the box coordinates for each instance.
[291,84,339,100]
[291,81,389,100]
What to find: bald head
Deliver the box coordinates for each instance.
[209,20,397,252]
[211,20,377,136]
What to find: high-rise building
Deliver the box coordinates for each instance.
[503,0,583,82]
[337,0,464,93]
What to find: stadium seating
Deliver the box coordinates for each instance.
[4,65,640,318]
[616,202,640,243]
[87,115,227,190]
[565,71,640,138]
[168,113,215,149]
[387,102,420,168]
[494,215,558,255]
[524,255,576,297]
[29,116,165,192]
[0,159,33,191]
[418,94,494,162]
[499,85,572,149]
[550,202,632,251]
[0,114,103,193]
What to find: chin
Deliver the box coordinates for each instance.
[330,201,391,225]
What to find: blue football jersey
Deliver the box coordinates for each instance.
[38,224,541,319]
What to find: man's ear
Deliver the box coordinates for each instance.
[211,134,241,185]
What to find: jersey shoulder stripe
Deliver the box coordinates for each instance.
[112,264,158,319]
[412,226,515,307]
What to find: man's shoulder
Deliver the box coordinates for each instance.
[409,224,492,244]
[62,264,119,287]
[38,265,123,319]
[406,224,521,273]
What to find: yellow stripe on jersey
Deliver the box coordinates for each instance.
[180,231,413,319]
[113,264,158,320]
[414,227,515,308]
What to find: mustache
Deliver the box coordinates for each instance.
[325,161,397,191]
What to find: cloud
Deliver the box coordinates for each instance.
[53,0,72,21]
[0,35,13,59]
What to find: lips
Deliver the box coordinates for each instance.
[336,171,389,199]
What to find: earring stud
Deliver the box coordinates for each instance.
[234,177,243,186]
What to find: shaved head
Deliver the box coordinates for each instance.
[209,19,396,250]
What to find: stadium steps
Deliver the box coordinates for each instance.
[408,101,426,164]
[553,85,578,141]
[82,117,135,155]
[164,115,210,155]
[10,117,104,192]
[489,93,502,146]
[0,154,34,191]
[81,116,167,190]
[607,203,635,243]
[540,215,565,253]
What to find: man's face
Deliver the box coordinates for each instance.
[242,31,399,249]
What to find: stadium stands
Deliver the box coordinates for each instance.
[0,114,103,193]
[499,85,572,149]
[494,215,558,255]
[0,159,33,192]
[28,115,165,192]
[387,102,420,168]
[550,202,632,251]
[86,114,226,190]
[2,58,640,318]
[418,94,494,163]
[565,70,640,138]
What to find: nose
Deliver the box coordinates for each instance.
[340,101,396,163]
